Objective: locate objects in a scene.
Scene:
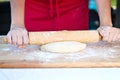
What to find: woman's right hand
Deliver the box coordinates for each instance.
[7,25,29,48]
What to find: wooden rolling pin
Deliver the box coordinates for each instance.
[4,30,101,45]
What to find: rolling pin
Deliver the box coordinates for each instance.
[4,30,101,45]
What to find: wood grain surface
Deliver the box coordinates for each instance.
[0,36,120,68]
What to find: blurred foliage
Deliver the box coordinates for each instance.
[111,0,117,9]
[0,0,9,2]
[111,0,117,6]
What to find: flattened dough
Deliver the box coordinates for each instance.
[40,41,86,53]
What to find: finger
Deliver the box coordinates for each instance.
[103,36,108,42]
[22,44,26,48]
[112,34,118,42]
[12,34,17,45]
[112,30,119,42]
[7,33,12,44]
[103,28,111,42]
[18,45,26,48]
[102,31,109,41]
[98,27,109,41]
[116,30,120,41]
[108,31,115,42]
[117,34,120,41]
[23,33,29,45]
[17,35,22,45]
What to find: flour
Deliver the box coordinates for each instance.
[0,41,120,62]
[2,48,10,51]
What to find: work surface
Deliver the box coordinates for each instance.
[0,36,120,68]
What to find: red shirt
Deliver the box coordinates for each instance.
[25,0,89,31]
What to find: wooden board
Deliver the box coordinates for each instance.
[0,36,120,68]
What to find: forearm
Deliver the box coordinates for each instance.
[95,0,112,26]
[10,0,25,27]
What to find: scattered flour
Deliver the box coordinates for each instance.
[0,41,120,62]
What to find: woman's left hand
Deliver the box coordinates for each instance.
[97,26,120,42]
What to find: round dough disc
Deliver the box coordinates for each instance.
[40,41,86,53]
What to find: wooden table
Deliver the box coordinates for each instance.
[0,36,120,68]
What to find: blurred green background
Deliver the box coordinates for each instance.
[0,0,9,1]
[111,0,117,9]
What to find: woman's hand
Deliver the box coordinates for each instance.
[7,26,29,48]
[97,26,120,42]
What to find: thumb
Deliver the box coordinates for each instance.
[97,28,107,37]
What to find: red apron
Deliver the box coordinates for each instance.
[25,0,89,31]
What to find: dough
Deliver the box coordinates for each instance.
[40,41,86,53]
